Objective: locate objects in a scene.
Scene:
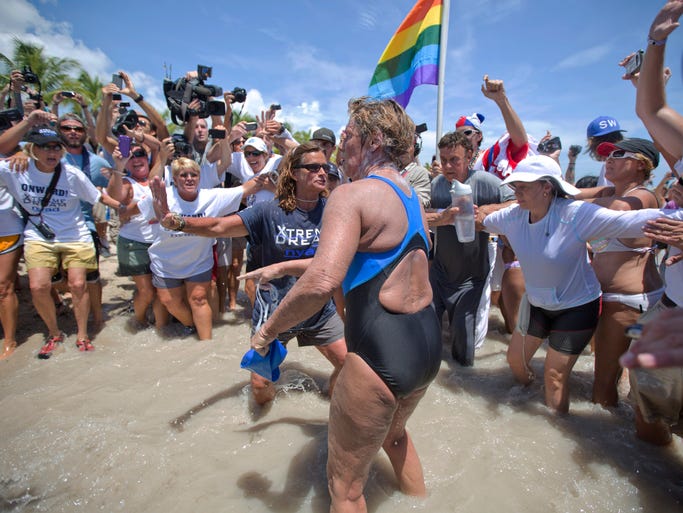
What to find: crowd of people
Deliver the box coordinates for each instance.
[3,1,683,510]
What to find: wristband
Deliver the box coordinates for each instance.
[648,36,667,46]
[133,93,144,103]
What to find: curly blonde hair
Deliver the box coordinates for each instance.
[347,97,414,169]
[277,142,328,213]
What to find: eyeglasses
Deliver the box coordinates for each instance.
[296,163,331,173]
[607,149,638,160]
[131,149,147,158]
[36,143,63,151]
[244,150,264,157]
[178,172,199,178]
[59,125,85,133]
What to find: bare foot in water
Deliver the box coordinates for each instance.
[0,342,17,361]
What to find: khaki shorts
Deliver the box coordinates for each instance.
[629,298,683,425]
[24,240,97,271]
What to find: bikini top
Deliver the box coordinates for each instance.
[589,186,660,254]
[342,175,429,294]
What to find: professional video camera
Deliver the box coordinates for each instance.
[163,65,226,124]
[111,102,139,136]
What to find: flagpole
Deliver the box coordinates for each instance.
[436,0,450,150]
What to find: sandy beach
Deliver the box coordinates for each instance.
[1,251,683,512]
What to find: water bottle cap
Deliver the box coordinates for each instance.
[450,180,472,194]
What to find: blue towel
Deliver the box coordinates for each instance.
[240,339,287,382]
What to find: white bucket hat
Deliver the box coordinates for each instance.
[501,155,580,197]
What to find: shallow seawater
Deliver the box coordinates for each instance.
[1,299,683,513]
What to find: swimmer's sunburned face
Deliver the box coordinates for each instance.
[339,121,363,181]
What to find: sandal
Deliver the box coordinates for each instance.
[76,338,95,352]
[38,333,64,359]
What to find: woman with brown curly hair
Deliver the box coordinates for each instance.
[150,141,347,405]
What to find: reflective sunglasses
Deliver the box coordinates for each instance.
[296,162,331,173]
[36,143,63,151]
[244,150,264,158]
[137,119,148,127]
[131,149,147,158]
[607,149,638,160]
[59,125,85,133]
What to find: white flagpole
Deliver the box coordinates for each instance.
[436,0,450,150]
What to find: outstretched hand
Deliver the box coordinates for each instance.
[150,176,173,228]
[643,216,683,255]
[650,0,683,41]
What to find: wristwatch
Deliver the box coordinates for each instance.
[170,212,186,231]
[133,93,144,103]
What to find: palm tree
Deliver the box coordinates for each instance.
[0,37,82,97]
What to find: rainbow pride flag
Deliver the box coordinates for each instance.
[368,0,442,108]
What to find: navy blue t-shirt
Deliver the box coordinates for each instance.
[237,197,336,333]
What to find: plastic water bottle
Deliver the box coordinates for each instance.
[450,180,475,243]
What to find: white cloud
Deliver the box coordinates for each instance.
[0,0,112,77]
[553,45,612,71]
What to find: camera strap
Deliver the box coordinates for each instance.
[16,162,62,223]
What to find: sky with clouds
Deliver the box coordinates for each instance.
[1,0,681,182]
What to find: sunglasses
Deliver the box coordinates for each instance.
[59,125,85,133]
[130,149,147,158]
[607,149,637,160]
[461,129,478,137]
[36,143,63,151]
[244,150,264,158]
[178,172,199,178]
[296,162,331,173]
[137,119,148,127]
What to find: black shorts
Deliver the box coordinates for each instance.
[527,297,601,355]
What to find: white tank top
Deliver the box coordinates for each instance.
[119,178,159,243]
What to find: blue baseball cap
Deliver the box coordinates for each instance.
[586,116,625,138]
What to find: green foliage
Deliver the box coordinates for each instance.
[0,37,82,94]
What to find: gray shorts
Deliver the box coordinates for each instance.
[279,312,345,348]
[152,268,213,289]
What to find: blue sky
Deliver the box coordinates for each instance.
[2,0,681,183]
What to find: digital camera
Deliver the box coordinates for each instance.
[22,65,39,84]
[171,134,193,157]
[33,220,56,240]
[112,108,139,136]
[537,136,562,154]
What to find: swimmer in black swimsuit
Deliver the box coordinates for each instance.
[248,98,440,510]
[343,175,441,398]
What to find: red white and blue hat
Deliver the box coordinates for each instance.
[455,113,485,132]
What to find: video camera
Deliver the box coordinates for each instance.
[171,133,193,158]
[0,108,23,131]
[163,65,226,124]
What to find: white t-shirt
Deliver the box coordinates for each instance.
[0,160,100,243]
[227,152,281,205]
[0,186,24,237]
[119,178,159,243]
[484,198,671,310]
[137,186,244,278]
[163,161,225,190]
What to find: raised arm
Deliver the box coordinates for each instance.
[481,75,528,150]
[119,71,169,140]
[635,1,683,160]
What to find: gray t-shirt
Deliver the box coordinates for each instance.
[430,170,513,284]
